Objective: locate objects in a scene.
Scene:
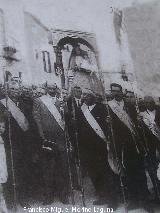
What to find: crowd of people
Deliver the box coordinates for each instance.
[0,82,160,213]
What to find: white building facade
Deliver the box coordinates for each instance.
[0,0,158,97]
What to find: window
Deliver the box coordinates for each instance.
[42,51,52,73]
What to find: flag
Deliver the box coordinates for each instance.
[113,8,123,45]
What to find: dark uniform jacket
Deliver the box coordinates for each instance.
[108,101,149,201]
[0,95,29,206]
[33,95,69,196]
[72,101,119,199]
[33,95,66,152]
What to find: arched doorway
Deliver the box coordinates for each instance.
[52,33,103,94]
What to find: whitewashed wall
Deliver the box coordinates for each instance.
[125,0,160,97]
[0,0,125,88]
[0,0,158,96]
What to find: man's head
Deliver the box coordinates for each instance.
[46,83,57,97]
[22,85,32,97]
[106,90,113,101]
[144,96,155,111]
[72,86,82,99]
[0,113,6,135]
[124,90,136,105]
[95,93,103,103]
[82,88,96,106]
[55,88,61,99]
[62,89,69,102]
[9,85,20,100]
[110,83,123,101]
[0,86,5,99]
[36,87,45,97]
[138,98,146,112]
[31,86,37,97]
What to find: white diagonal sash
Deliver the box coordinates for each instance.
[81,103,107,142]
[108,100,135,134]
[0,98,29,132]
[108,100,140,154]
[40,95,64,130]
[0,136,8,183]
[140,111,160,141]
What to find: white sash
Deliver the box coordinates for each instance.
[157,163,160,181]
[81,103,107,142]
[0,98,29,132]
[140,110,160,141]
[40,95,64,130]
[0,136,8,183]
[108,100,135,134]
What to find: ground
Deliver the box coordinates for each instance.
[7,177,160,213]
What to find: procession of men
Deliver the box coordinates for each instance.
[0,80,160,213]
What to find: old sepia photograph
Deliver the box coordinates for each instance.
[0,0,160,212]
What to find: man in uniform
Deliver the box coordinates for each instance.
[33,83,69,204]
[140,96,160,146]
[79,88,119,208]
[108,83,152,212]
[68,86,82,107]
[18,86,42,202]
[139,96,160,203]
[0,83,30,207]
[124,90,137,122]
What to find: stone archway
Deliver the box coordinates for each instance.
[49,29,103,94]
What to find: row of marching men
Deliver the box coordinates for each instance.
[65,83,160,213]
[0,82,160,212]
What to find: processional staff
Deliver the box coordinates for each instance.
[59,94,75,206]
[1,51,17,212]
[97,68,128,213]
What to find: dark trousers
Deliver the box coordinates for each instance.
[41,150,69,201]
[81,147,120,202]
[125,154,150,202]
[42,152,56,201]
